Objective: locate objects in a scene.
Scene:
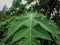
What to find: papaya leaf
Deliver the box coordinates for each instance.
[2,13,60,45]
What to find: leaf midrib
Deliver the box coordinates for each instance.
[30,14,32,45]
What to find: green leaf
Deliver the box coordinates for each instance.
[3,12,60,45]
[0,21,7,28]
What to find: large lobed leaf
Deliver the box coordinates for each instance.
[2,12,60,45]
